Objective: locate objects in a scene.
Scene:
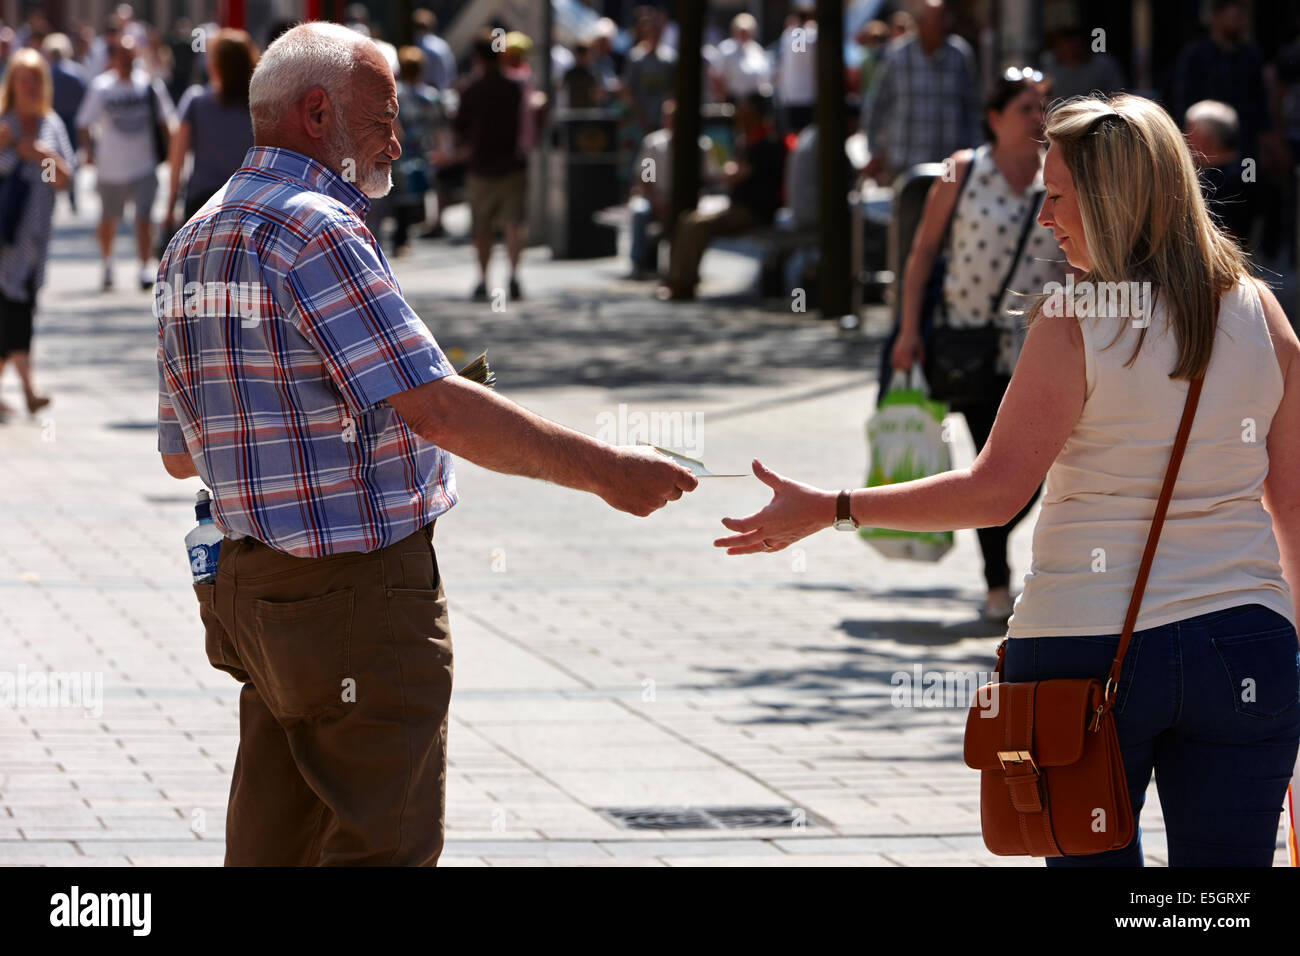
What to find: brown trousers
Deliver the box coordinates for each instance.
[193,522,452,866]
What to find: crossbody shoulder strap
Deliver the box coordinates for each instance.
[937,147,976,255]
[988,186,1045,319]
[1099,370,1206,718]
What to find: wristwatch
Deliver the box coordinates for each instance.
[833,490,858,531]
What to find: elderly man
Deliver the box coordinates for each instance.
[1185,99,1256,244]
[155,22,696,867]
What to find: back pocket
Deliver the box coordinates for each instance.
[1211,627,1300,719]
[249,588,354,721]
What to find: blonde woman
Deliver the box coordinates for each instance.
[715,93,1300,866]
[0,48,74,419]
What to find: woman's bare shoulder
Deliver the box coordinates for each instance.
[1245,276,1298,380]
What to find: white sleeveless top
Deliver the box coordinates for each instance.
[942,144,1064,376]
[1006,276,1295,637]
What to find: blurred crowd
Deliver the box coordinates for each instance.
[4,0,1300,417]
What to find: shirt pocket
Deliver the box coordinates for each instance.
[248,587,354,721]
[1211,627,1300,719]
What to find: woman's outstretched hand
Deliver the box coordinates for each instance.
[713,460,837,555]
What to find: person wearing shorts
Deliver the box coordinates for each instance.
[98,172,157,225]
[453,32,528,302]
[466,167,526,238]
[74,33,173,291]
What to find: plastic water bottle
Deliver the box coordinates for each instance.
[185,489,223,584]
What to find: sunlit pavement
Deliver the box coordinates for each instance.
[1,169,1286,866]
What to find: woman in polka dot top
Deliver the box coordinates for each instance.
[890,69,1068,623]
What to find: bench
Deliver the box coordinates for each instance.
[596,185,893,303]
[595,196,817,294]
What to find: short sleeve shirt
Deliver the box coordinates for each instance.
[74,68,174,184]
[156,147,458,557]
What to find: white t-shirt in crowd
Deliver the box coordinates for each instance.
[776,22,818,107]
[716,37,772,97]
[74,68,175,185]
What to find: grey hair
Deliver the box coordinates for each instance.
[1185,99,1239,152]
[41,33,74,62]
[248,21,369,134]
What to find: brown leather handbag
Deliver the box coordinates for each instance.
[963,372,1206,857]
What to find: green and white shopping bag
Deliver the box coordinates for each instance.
[859,365,954,562]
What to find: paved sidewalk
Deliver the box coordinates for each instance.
[0,183,1288,866]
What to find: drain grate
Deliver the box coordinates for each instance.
[597,806,816,831]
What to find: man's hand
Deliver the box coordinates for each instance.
[77,129,94,166]
[595,445,698,516]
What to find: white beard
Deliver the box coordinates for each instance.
[323,105,393,198]
[356,161,393,198]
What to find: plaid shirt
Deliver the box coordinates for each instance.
[863,34,980,176]
[156,147,457,557]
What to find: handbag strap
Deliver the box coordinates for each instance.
[937,148,976,256]
[929,150,976,330]
[989,186,1045,318]
[1099,370,1206,717]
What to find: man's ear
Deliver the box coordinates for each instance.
[301,88,331,140]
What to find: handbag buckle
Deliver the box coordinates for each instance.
[1103,677,1118,703]
[996,750,1038,771]
[1089,678,1119,732]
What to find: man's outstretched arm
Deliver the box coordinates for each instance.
[389,374,698,516]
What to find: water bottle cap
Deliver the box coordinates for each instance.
[195,488,212,521]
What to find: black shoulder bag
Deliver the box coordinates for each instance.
[147,81,170,167]
[924,182,1044,408]
[0,119,32,246]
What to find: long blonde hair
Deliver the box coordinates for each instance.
[0,47,54,117]
[1031,93,1248,381]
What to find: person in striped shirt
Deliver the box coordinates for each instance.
[155,22,696,867]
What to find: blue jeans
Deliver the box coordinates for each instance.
[629,196,656,272]
[1003,603,1300,866]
